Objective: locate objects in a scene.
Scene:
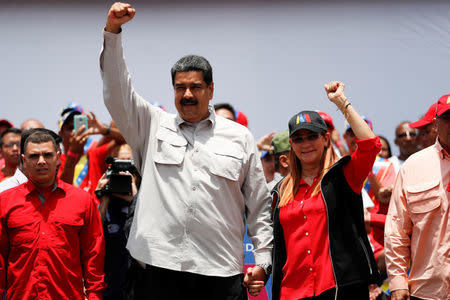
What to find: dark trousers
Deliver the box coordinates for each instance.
[133,265,248,300]
[301,282,369,300]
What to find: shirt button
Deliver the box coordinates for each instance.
[195,149,199,153]
[304,216,307,220]
[305,232,309,236]
[192,186,197,191]
[300,201,303,204]
[307,250,311,254]
[310,267,313,271]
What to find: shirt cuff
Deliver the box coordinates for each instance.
[253,249,272,267]
[355,136,382,152]
[389,275,409,292]
[103,29,122,45]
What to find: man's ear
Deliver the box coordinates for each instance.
[208,82,214,100]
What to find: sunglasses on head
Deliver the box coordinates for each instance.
[291,132,321,144]
[397,131,417,139]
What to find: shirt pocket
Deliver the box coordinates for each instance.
[406,179,441,214]
[208,142,243,181]
[7,215,37,246]
[52,216,84,249]
[153,127,187,166]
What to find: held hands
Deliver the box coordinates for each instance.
[243,266,265,297]
[324,81,349,110]
[106,2,136,34]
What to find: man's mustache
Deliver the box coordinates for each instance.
[180,98,198,105]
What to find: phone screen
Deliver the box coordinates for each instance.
[74,115,88,133]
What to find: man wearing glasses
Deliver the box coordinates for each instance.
[0,128,21,182]
[385,94,450,300]
[389,121,419,174]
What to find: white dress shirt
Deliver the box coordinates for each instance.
[100,31,273,277]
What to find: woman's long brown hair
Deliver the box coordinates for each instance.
[278,132,339,208]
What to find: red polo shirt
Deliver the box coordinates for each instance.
[279,137,380,299]
[0,178,105,300]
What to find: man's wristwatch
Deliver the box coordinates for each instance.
[256,263,272,276]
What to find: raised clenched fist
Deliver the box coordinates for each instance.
[324,81,348,108]
[105,2,136,34]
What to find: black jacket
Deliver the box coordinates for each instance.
[271,156,381,300]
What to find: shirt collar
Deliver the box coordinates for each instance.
[175,104,215,127]
[24,177,65,196]
[435,139,450,159]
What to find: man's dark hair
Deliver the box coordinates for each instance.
[214,103,236,120]
[22,129,59,155]
[0,128,22,147]
[171,55,213,86]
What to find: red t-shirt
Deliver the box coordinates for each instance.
[279,137,381,299]
[0,179,105,299]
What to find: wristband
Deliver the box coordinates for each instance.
[105,125,111,135]
[345,102,352,110]
[66,150,80,159]
[335,140,343,148]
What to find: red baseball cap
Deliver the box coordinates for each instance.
[436,94,450,117]
[409,102,437,128]
[235,110,248,127]
[0,119,14,128]
[317,111,335,131]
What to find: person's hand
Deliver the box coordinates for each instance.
[105,2,136,34]
[378,185,393,204]
[391,289,410,300]
[87,112,108,135]
[368,284,382,300]
[96,173,109,191]
[324,81,348,109]
[243,266,265,297]
[68,125,90,155]
[257,131,275,152]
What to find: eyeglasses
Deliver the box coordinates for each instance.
[3,142,20,148]
[291,132,320,144]
[396,131,417,139]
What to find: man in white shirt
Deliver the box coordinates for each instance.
[100,3,273,299]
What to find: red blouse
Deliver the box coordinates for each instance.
[279,137,381,299]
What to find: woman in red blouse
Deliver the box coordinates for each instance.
[270,82,381,300]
